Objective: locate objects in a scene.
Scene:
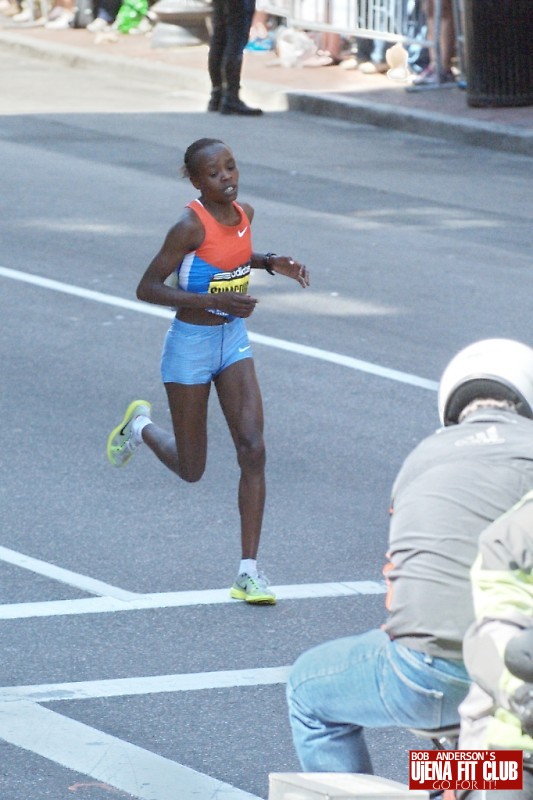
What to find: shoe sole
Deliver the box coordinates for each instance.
[230,587,276,605]
[106,399,151,467]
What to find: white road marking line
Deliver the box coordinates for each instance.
[0,266,438,391]
[0,545,139,601]
[249,331,438,390]
[0,666,291,703]
[0,581,385,619]
[0,265,169,318]
[0,701,262,800]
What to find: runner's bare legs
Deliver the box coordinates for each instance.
[140,358,265,559]
[215,359,265,560]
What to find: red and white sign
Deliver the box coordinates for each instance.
[409,750,523,793]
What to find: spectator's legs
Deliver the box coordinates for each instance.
[220,0,256,107]
[96,0,120,23]
[208,0,261,114]
[248,9,269,40]
[439,0,455,72]
[207,0,226,109]
[356,36,373,62]
[413,0,456,82]
[426,0,454,71]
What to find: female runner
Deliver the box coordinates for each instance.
[107,138,310,604]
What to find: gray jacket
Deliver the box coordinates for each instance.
[383,409,533,660]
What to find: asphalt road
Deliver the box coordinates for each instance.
[1,49,532,800]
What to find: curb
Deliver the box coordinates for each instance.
[288,92,533,156]
[1,29,532,155]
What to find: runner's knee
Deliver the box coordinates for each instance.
[178,456,206,483]
[236,434,265,471]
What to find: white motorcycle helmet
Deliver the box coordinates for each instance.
[438,338,533,426]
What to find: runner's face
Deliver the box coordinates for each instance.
[194,145,239,203]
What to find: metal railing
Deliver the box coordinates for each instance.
[256,0,453,85]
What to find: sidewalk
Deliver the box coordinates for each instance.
[1,17,532,155]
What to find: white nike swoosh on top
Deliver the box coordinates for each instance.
[237,228,248,237]
[238,345,251,352]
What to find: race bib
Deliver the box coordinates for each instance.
[208,263,250,296]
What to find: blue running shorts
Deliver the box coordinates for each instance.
[160,317,253,385]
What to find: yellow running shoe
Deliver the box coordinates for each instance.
[230,572,276,605]
[107,399,151,467]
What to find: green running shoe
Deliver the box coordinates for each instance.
[230,572,276,605]
[107,399,151,467]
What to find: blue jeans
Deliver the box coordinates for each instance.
[287,628,471,773]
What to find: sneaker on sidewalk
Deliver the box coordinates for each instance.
[127,16,152,34]
[44,8,74,27]
[230,572,276,605]
[87,15,109,31]
[13,7,33,21]
[107,399,151,467]
[412,65,455,86]
[245,36,273,52]
[339,56,359,70]
[358,60,388,74]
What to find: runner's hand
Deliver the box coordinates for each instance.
[272,256,310,287]
[213,292,258,318]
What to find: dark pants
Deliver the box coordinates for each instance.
[96,0,121,22]
[208,0,256,93]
